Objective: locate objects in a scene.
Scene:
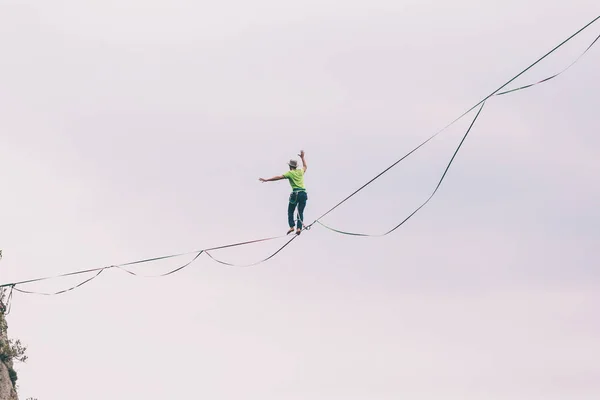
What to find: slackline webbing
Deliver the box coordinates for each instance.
[308,17,599,233]
[0,234,290,294]
[316,101,486,236]
[0,15,598,297]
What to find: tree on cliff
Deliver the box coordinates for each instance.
[0,287,28,399]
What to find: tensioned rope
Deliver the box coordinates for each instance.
[204,234,299,268]
[1,234,293,295]
[185,18,600,263]
[0,16,598,295]
[317,101,486,236]
[495,32,600,96]
[308,19,600,236]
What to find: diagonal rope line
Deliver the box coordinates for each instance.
[0,16,598,297]
[495,32,600,96]
[13,269,107,296]
[0,234,289,292]
[317,102,486,236]
[204,235,299,267]
[309,16,600,226]
[314,26,599,237]
[116,251,204,278]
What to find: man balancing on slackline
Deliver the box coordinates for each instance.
[259,150,308,235]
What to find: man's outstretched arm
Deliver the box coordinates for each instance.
[299,150,307,172]
[259,175,285,183]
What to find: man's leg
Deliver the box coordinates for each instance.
[296,192,307,231]
[288,195,297,233]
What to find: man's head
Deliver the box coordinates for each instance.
[288,159,298,170]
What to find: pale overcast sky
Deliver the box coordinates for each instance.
[1,1,599,400]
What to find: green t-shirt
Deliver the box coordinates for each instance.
[283,168,305,190]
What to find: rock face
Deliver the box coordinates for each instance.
[0,361,18,400]
[0,305,19,400]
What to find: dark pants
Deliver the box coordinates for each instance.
[288,190,308,229]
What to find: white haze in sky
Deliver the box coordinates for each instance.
[1,1,599,399]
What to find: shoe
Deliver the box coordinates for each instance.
[296,228,302,235]
[287,227,295,235]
